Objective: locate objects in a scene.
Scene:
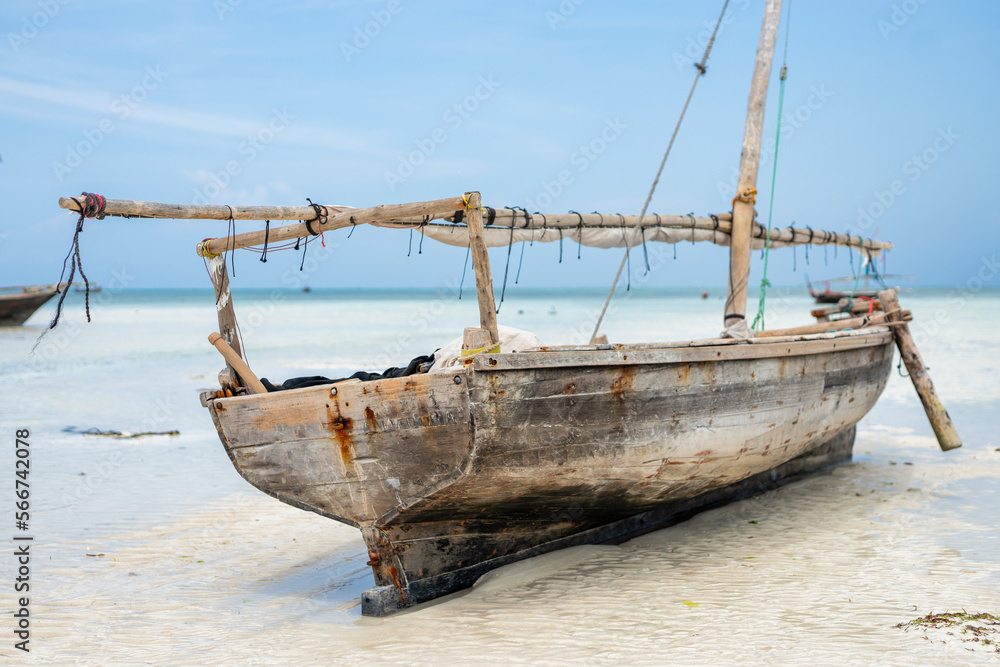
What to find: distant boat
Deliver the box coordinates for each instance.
[806,274,912,304]
[0,285,59,326]
[75,284,101,293]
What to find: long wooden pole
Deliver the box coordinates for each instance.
[879,289,962,451]
[58,196,892,252]
[756,310,910,338]
[724,0,783,329]
[208,332,267,395]
[463,192,499,345]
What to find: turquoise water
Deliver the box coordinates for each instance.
[0,287,997,664]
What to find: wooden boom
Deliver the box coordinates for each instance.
[58,197,892,253]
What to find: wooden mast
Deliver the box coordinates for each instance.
[463,191,500,345]
[724,0,783,331]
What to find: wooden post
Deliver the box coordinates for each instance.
[207,255,243,392]
[464,192,500,345]
[724,0,783,329]
[879,289,962,451]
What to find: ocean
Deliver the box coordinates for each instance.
[1,287,998,665]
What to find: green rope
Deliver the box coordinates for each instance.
[848,243,866,300]
[751,1,792,332]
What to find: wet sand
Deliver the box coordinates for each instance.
[4,429,996,666]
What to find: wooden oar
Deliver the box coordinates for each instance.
[208,332,267,395]
[878,289,962,451]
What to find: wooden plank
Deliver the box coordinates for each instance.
[473,331,892,371]
[725,0,783,327]
[463,192,499,344]
[879,289,962,451]
[757,311,908,338]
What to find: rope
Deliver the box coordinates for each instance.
[259,220,270,263]
[589,0,731,344]
[750,0,792,333]
[44,192,104,334]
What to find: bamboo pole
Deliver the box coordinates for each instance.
[879,289,962,451]
[59,197,331,221]
[725,0,783,328]
[58,196,892,252]
[463,192,499,345]
[208,332,267,395]
[192,196,467,257]
[756,310,909,338]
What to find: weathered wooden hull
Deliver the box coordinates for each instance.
[207,328,894,615]
[0,289,57,326]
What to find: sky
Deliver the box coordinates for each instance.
[1,0,998,292]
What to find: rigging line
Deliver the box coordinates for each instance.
[458,243,471,299]
[750,0,792,333]
[588,0,731,344]
[496,208,519,313]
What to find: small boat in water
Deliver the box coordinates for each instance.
[56,0,961,616]
[0,285,60,326]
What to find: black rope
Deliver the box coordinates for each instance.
[558,228,564,263]
[299,234,309,271]
[347,216,357,238]
[710,213,720,244]
[407,229,413,257]
[496,208,519,313]
[304,198,326,237]
[569,210,584,259]
[260,220,270,263]
[512,207,530,283]
[418,216,427,254]
[47,192,104,332]
[804,225,813,264]
[225,205,237,278]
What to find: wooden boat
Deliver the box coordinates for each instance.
[0,285,59,326]
[56,0,961,616]
[806,274,912,304]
